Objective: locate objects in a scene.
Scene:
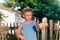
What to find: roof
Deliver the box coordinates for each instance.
[0,4,21,14]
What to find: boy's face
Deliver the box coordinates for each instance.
[23,11,32,21]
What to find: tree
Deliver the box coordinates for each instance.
[2,0,60,21]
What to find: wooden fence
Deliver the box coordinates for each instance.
[0,20,60,40]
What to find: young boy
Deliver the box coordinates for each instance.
[16,8,39,40]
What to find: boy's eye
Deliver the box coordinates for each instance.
[30,15,32,16]
[26,15,32,16]
[26,15,29,16]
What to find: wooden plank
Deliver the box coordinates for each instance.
[45,26,47,40]
[57,21,60,40]
[54,21,60,40]
[39,17,48,40]
[42,30,45,40]
[42,17,48,40]
[37,19,39,40]
[49,20,53,40]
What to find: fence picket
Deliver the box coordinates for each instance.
[49,20,53,40]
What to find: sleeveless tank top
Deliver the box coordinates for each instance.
[22,20,37,40]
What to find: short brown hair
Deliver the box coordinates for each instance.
[22,8,33,14]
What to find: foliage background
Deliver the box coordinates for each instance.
[2,0,60,21]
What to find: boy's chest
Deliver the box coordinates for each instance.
[22,23,36,32]
[23,23,34,30]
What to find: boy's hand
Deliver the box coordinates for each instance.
[21,36,26,40]
[34,17,37,26]
[34,17,40,31]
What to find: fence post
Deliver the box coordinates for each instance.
[59,21,60,40]
[13,23,15,35]
[45,25,48,40]
[49,20,53,40]
[10,23,12,35]
[56,21,60,40]
[42,29,46,40]
[37,19,39,40]
[39,17,48,40]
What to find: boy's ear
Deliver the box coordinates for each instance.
[22,15,24,18]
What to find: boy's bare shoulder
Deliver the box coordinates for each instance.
[17,24,23,30]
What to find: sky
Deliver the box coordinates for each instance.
[0,0,8,3]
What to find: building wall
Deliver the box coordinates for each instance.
[0,8,25,26]
[15,14,25,24]
[0,8,15,26]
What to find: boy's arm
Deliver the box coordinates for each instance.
[16,24,26,40]
[34,23,40,31]
[34,18,40,31]
[34,18,48,31]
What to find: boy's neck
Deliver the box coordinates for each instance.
[25,20,32,24]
